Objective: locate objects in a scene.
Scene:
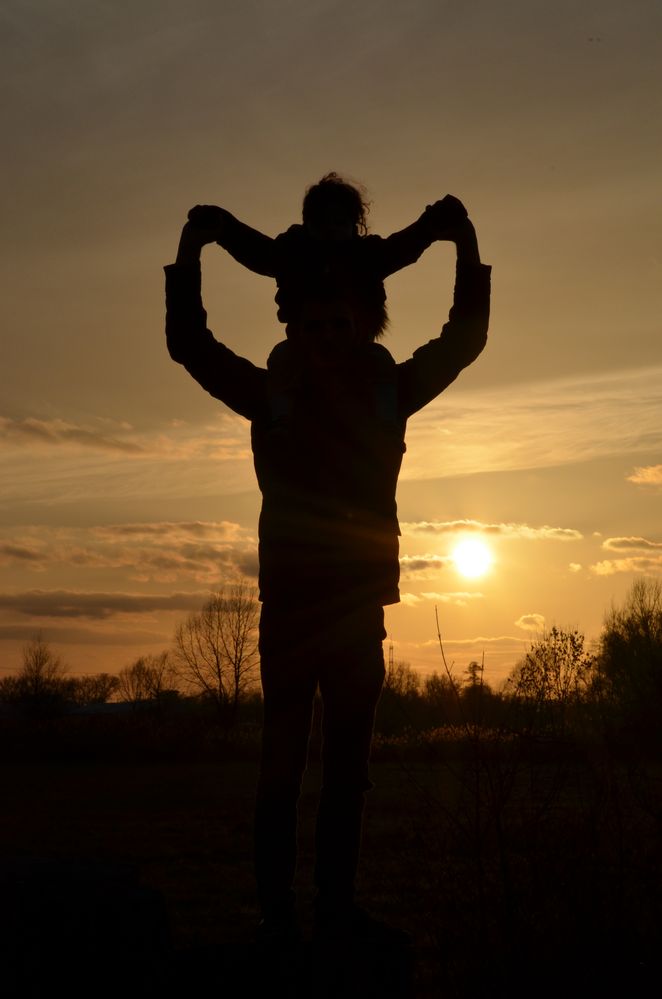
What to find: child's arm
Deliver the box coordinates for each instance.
[375,194,469,279]
[187,204,278,277]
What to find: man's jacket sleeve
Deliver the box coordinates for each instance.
[164,262,265,421]
[398,262,491,417]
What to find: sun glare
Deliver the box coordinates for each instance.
[452,538,493,579]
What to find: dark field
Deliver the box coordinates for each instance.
[2,717,661,997]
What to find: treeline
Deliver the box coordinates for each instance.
[2,578,662,751]
[380,577,662,750]
[0,583,259,725]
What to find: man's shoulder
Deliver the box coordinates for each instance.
[365,341,395,364]
[274,224,306,246]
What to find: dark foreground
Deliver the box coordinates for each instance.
[2,729,661,997]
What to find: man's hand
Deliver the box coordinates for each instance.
[175,210,224,265]
[187,204,228,233]
[424,196,481,265]
[424,195,468,240]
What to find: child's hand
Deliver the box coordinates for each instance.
[187,204,227,238]
[424,195,468,240]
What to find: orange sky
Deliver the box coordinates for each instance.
[1,0,661,684]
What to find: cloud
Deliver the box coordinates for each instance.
[59,543,258,583]
[399,554,450,577]
[0,590,213,620]
[401,519,582,541]
[602,536,662,552]
[94,521,245,540]
[421,591,484,606]
[0,522,258,584]
[0,416,145,454]
[0,412,256,506]
[515,613,546,632]
[402,365,662,480]
[569,563,582,573]
[399,591,483,608]
[399,593,422,607]
[627,465,662,485]
[0,624,167,646]
[7,363,662,512]
[0,543,46,565]
[590,556,662,577]
[415,635,529,649]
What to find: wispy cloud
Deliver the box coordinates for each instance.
[0,589,213,620]
[602,536,662,552]
[414,635,529,651]
[399,592,423,607]
[0,624,168,646]
[403,366,662,480]
[5,365,661,512]
[0,413,250,461]
[421,591,484,605]
[399,554,450,577]
[627,465,662,486]
[0,413,254,505]
[402,519,582,541]
[399,590,483,607]
[0,522,258,583]
[591,556,662,576]
[94,521,246,540]
[0,416,145,454]
[0,543,46,565]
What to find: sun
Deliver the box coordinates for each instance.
[452,538,493,579]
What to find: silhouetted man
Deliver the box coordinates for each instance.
[165,197,490,946]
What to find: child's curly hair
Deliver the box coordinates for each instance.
[302,172,371,236]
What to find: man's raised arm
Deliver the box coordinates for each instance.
[397,216,491,418]
[165,220,266,421]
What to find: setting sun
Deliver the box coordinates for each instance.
[452,539,493,579]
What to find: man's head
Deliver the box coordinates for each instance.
[287,296,362,369]
[286,279,389,355]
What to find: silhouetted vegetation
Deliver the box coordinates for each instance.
[172,584,259,723]
[2,581,662,994]
[117,652,177,707]
[596,577,662,748]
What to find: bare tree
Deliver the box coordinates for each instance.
[69,673,121,706]
[20,634,67,696]
[384,659,420,697]
[172,584,259,719]
[0,634,69,712]
[117,652,176,704]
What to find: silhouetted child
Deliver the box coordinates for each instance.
[189,172,466,333]
[188,174,466,433]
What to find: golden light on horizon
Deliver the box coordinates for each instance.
[452,538,493,579]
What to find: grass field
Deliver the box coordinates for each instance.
[2,718,661,997]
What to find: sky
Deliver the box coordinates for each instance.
[1,0,661,685]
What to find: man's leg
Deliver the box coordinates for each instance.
[313,604,386,914]
[255,604,318,924]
